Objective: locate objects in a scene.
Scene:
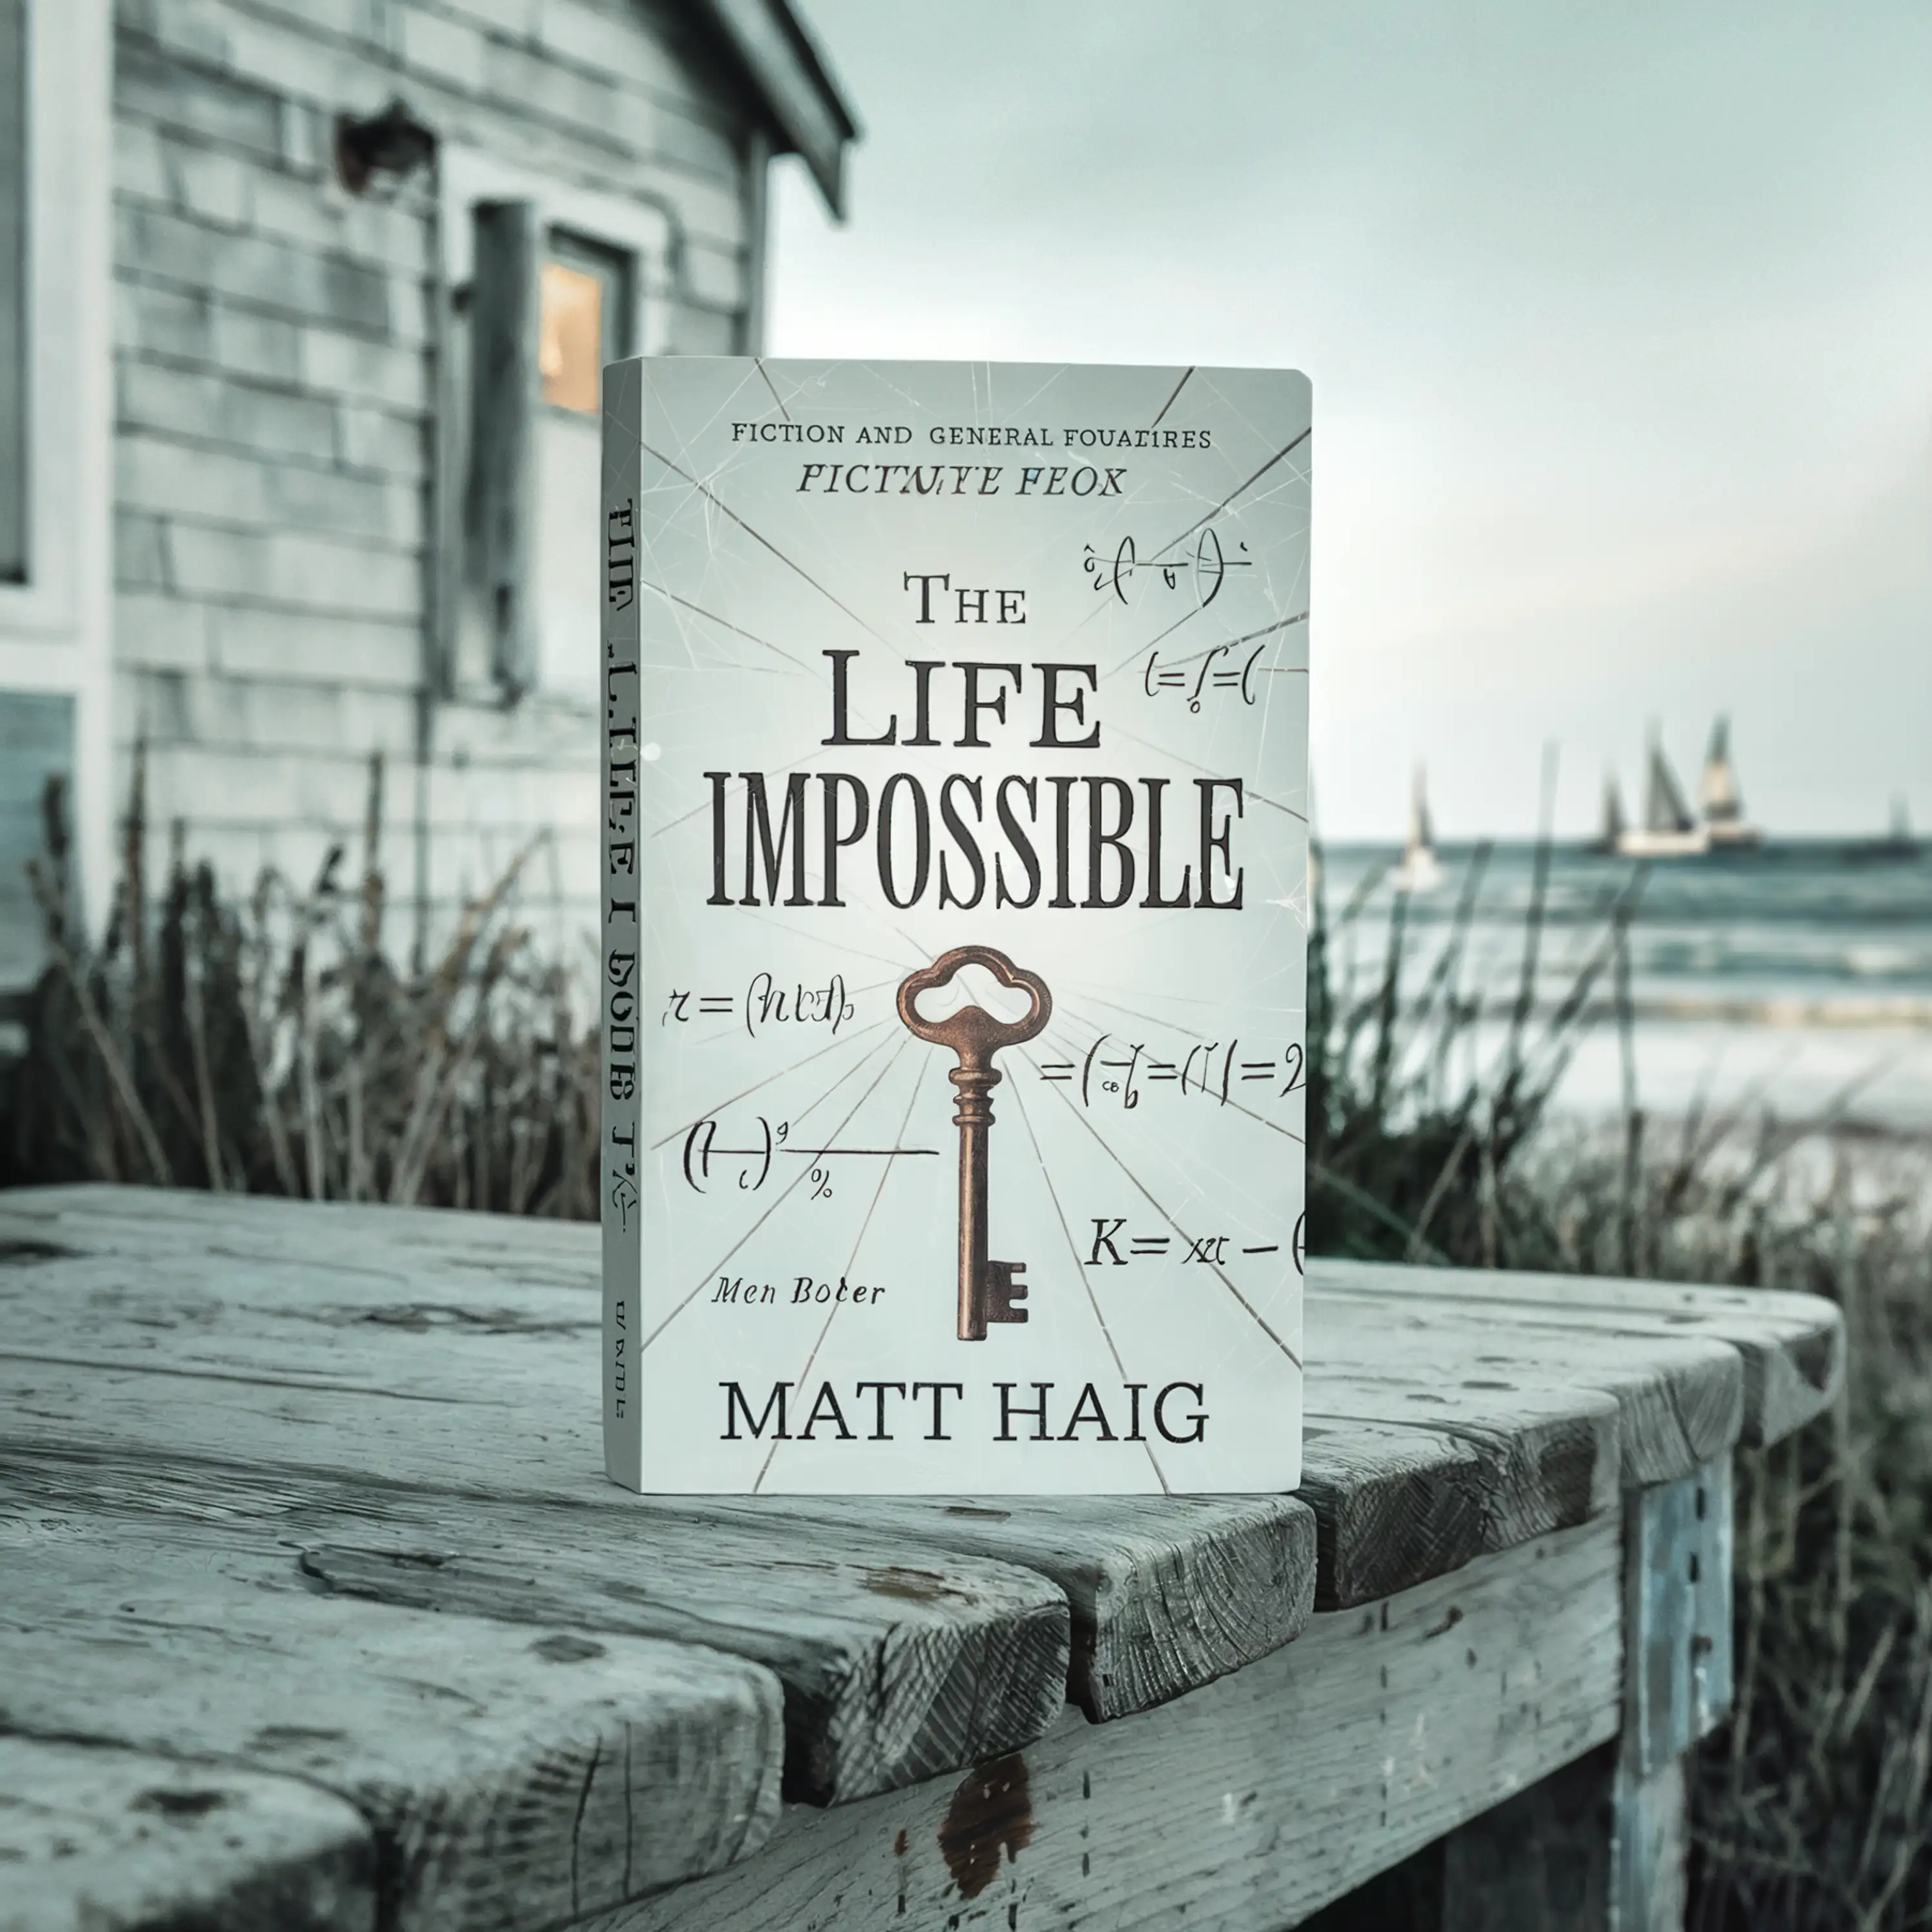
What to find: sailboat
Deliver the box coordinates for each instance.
[1848,795,1918,864]
[1589,770,1627,855]
[1698,716,1762,848]
[1616,728,1709,857]
[1393,764,1444,893]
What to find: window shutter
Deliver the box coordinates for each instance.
[467,200,540,699]
[0,692,74,990]
[0,0,28,583]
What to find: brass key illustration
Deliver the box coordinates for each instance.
[896,945,1054,1341]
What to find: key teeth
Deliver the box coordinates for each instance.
[984,1260,1029,1325]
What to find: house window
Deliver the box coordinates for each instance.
[540,232,628,415]
[0,0,28,584]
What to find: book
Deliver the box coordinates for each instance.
[601,359,1309,1494]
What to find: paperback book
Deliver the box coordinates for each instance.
[601,359,1309,1493]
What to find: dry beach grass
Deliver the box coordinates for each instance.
[2,755,598,1217]
[2,768,1928,1928]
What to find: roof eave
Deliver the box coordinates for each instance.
[691,0,860,219]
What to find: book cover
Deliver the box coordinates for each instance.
[601,360,1309,1494]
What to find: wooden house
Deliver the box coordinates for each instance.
[0,0,856,989]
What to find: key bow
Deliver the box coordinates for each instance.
[895,944,1052,1057]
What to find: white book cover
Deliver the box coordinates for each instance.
[601,359,1309,1495]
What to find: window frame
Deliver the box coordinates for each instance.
[1,0,29,585]
[0,0,113,948]
[435,148,674,708]
[541,227,634,417]
[0,0,108,637]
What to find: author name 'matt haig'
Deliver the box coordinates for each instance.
[719,1379,1208,1444]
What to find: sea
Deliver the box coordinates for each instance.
[1316,840,1932,1137]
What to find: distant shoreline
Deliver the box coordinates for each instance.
[1320,836,1925,858]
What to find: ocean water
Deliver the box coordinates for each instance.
[1316,841,1932,1133]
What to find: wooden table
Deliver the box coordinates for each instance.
[0,1185,1842,1932]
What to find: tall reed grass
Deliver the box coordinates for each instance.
[3,769,1927,1927]
[1308,836,1932,1931]
[1,754,596,1215]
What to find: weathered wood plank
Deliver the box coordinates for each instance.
[2,1340,1311,1741]
[0,1437,1070,1808]
[298,1538,1065,1807]
[1612,1754,1689,1932]
[0,1336,1332,1711]
[0,1306,1487,1678]
[1297,1417,1486,1609]
[0,1184,1613,1624]
[0,1182,600,1283]
[667,1492,1318,1720]
[1314,1296,1747,1486]
[577,1515,1624,1932]
[0,1191,1340,1709]
[1309,1370,1621,1553]
[1315,1256,1842,1446]
[0,1736,377,1932]
[0,1539,783,1932]
[1,1204,1609,1566]
[1624,1459,1734,1776]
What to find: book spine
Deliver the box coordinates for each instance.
[600,361,643,1491]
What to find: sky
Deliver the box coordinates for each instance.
[766,1,1932,840]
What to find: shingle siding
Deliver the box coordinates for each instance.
[109,0,764,961]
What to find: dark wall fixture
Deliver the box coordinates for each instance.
[335,99,437,195]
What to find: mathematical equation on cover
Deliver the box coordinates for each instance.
[1084,1215,1307,1275]
[681,1115,938,1197]
[660,971,855,1037]
[1084,527,1251,607]
[1143,641,1267,712]
[1039,1036,1305,1111]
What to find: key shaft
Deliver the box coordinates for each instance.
[952,1059,998,1341]
[896,945,1052,1342]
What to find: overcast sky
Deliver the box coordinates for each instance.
[767,1,1932,839]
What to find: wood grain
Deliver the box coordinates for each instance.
[0,1186,1786,1930]
[1314,1256,1842,1447]
[1310,1370,1620,1553]
[1295,1418,1486,1609]
[0,1437,1070,1808]
[0,1250,1499,1680]
[0,1736,376,1932]
[672,1492,1318,1719]
[0,1189,1334,1712]
[0,1537,782,1932]
[1,1321,1323,1721]
[1313,1296,1747,1485]
[0,1184,1846,1461]
[579,1516,1624,1932]
[0,1184,1732,1629]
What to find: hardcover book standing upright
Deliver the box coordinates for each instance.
[601,361,1309,1494]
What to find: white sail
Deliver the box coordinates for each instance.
[1698,714,1762,846]
[1700,716,1743,821]
[1395,763,1443,893]
[1409,765,1434,854]
[1618,727,1710,857]
[1644,737,1696,835]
